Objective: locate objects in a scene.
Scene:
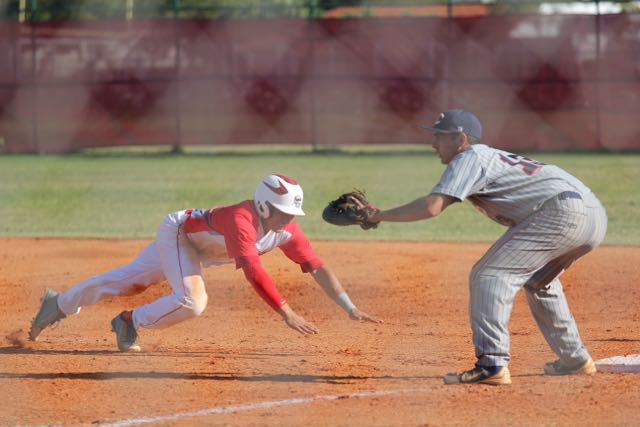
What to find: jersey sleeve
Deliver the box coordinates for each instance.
[209,203,259,263]
[430,150,486,201]
[239,256,286,311]
[279,221,324,273]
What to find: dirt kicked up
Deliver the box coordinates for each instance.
[1,239,639,426]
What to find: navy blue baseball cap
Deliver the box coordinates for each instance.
[419,109,482,140]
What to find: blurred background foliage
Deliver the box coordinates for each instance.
[1,0,639,21]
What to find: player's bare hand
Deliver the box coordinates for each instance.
[349,308,383,323]
[284,312,319,335]
[279,304,319,335]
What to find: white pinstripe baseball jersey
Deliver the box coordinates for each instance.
[431,144,594,226]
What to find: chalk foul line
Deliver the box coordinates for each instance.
[98,387,433,427]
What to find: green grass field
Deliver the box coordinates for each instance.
[1,146,638,245]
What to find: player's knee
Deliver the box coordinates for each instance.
[182,276,208,318]
[190,292,208,317]
[176,293,208,319]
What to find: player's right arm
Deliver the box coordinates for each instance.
[368,193,457,223]
[237,256,318,335]
[277,302,320,335]
[212,203,319,335]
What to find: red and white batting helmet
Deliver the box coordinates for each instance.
[254,174,305,218]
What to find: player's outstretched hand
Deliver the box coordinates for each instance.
[284,312,320,335]
[279,304,319,335]
[349,308,383,323]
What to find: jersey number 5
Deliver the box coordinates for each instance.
[498,153,543,176]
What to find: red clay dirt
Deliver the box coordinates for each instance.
[1,238,639,426]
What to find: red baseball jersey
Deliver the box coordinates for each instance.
[182,200,323,272]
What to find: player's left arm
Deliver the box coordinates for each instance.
[310,265,382,323]
[368,193,457,223]
[280,222,382,323]
[369,150,483,224]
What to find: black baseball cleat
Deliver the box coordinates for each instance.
[443,365,512,385]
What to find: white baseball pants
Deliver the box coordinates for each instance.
[57,210,208,329]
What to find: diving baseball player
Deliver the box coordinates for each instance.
[29,174,381,352]
[367,109,607,385]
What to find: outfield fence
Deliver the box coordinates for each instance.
[0,13,639,152]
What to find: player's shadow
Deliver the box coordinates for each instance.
[0,346,440,384]
[0,371,438,384]
[0,347,209,357]
[0,346,312,358]
[591,338,640,342]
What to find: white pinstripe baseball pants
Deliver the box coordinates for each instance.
[469,191,607,368]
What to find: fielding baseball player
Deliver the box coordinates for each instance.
[29,174,381,352]
[366,109,607,385]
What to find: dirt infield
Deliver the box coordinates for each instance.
[1,238,639,426]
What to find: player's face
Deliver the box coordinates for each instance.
[431,132,463,164]
[264,207,295,231]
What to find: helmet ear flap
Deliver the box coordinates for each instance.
[256,200,271,219]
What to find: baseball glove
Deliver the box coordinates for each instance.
[322,190,379,230]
